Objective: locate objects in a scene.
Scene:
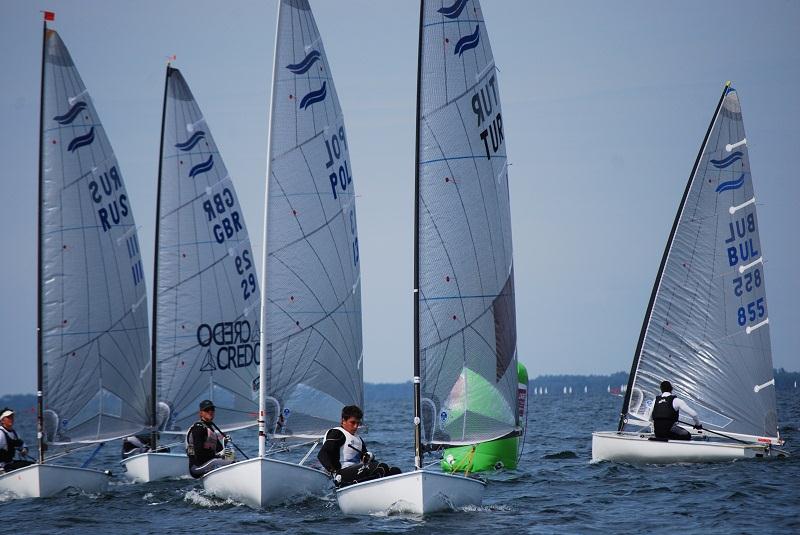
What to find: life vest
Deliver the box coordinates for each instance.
[325,426,364,468]
[651,395,679,438]
[185,422,221,465]
[0,427,22,464]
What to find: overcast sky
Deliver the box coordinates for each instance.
[1,0,798,395]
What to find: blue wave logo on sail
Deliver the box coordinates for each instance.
[175,131,206,151]
[53,101,87,125]
[188,154,214,177]
[715,173,746,193]
[438,0,469,19]
[299,81,327,110]
[454,26,480,56]
[710,151,742,169]
[67,127,95,152]
[286,50,321,74]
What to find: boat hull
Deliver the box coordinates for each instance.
[591,431,770,463]
[336,470,486,515]
[120,452,188,483]
[202,457,330,508]
[0,463,109,498]
[441,436,519,472]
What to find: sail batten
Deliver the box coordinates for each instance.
[40,30,151,445]
[417,0,518,448]
[263,0,363,439]
[155,68,260,435]
[622,86,778,441]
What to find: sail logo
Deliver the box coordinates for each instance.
[716,173,745,193]
[286,50,321,74]
[710,151,742,169]
[67,127,95,152]
[175,131,206,151]
[189,154,214,177]
[438,0,469,19]
[454,26,480,57]
[299,81,327,110]
[471,75,504,159]
[197,320,260,371]
[88,166,130,232]
[53,101,87,125]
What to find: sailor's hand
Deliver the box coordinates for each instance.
[332,471,342,486]
[222,448,235,461]
[20,448,28,457]
[693,423,703,430]
[362,451,374,464]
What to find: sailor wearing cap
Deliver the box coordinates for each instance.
[0,408,34,473]
[185,400,234,478]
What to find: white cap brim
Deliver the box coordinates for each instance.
[0,410,14,419]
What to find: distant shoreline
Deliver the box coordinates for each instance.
[2,369,798,406]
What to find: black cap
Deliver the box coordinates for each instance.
[199,400,215,411]
[660,381,673,393]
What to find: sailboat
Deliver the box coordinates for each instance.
[202,0,364,508]
[120,66,261,483]
[336,0,520,514]
[592,83,785,463]
[0,15,151,498]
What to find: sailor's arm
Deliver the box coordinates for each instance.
[674,398,701,426]
[317,429,345,473]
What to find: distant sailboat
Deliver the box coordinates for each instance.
[0,15,151,498]
[120,66,261,483]
[336,0,519,514]
[203,0,364,507]
[592,83,784,463]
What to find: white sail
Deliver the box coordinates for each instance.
[417,0,518,446]
[155,67,260,434]
[621,86,778,442]
[40,30,150,444]
[264,0,363,438]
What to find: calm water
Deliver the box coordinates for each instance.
[2,390,798,534]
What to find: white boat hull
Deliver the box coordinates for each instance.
[202,457,330,508]
[336,469,486,515]
[0,463,109,498]
[120,452,188,483]
[592,431,770,463]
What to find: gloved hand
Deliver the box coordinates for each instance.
[693,423,703,430]
[223,448,235,461]
[362,451,374,464]
[20,447,28,457]
[332,471,342,486]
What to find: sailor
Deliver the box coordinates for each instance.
[185,400,234,478]
[317,405,400,487]
[651,381,702,440]
[122,434,157,459]
[0,408,34,473]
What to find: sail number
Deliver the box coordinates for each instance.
[203,188,243,245]
[737,298,765,326]
[235,249,257,300]
[732,268,762,297]
[324,126,352,200]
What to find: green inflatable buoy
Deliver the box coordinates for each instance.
[441,362,528,473]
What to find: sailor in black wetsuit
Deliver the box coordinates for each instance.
[185,400,234,478]
[651,381,702,440]
[0,408,34,473]
[317,405,400,487]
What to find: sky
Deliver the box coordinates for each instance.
[1,1,799,395]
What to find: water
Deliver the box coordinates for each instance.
[2,391,798,534]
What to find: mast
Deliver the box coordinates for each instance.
[617,81,732,431]
[258,1,283,458]
[412,0,425,470]
[36,15,49,465]
[149,64,171,448]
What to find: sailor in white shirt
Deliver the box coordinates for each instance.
[651,381,702,440]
